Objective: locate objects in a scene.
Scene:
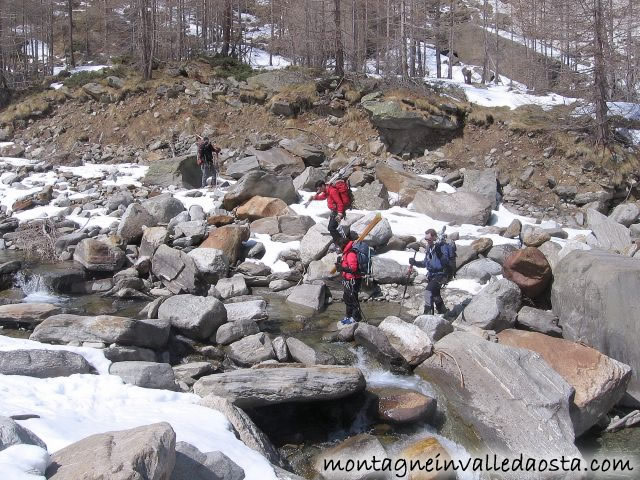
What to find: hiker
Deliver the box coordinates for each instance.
[309,180,349,243]
[409,228,454,315]
[335,237,362,325]
[197,137,221,188]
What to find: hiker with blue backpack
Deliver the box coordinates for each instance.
[409,228,456,315]
[335,236,371,325]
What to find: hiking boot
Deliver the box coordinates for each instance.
[436,303,447,315]
[340,316,356,326]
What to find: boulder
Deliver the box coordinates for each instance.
[454,245,478,270]
[140,226,169,258]
[375,163,437,199]
[199,225,250,264]
[354,323,410,374]
[187,248,229,282]
[300,223,333,265]
[74,238,125,272]
[0,416,47,451]
[586,208,632,252]
[312,434,387,480]
[172,442,245,480]
[152,244,202,294]
[236,196,294,221]
[117,203,157,244]
[278,215,315,236]
[286,283,326,312]
[412,191,492,226]
[142,154,201,188]
[236,261,271,277]
[226,156,260,179]
[551,250,640,406]
[413,315,453,343]
[293,166,326,191]
[609,202,640,227]
[350,213,392,247]
[521,225,551,247]
[352,181,390,210]
[461,168,498,209]
[503,218,522,239]
[194,366,366,407]
[215,319,260,345]
[174,220,207,240]
[304,253,339,283]
[109,361,177,390]
[173,362,219,387]
[460,278,521,331]
[456,258,502,283]
[0,349,93,378]
[279,139,325,167]
[285,337,334,365]
[223,171,297,210]
[142,193,186,224]
[31,314,170,349]
[249,147,306,177]
[103,345,157,363]
[0,303,60,327]
[225,300,268,323]
[251,217,280,235]
[487,243,518,266]
[498,329,632,436]
[158,294,227,340]
[216,275,249,300]
[55,231,89,254]
[378,316,433,366]
[502,247,552,298]
[372,387,437,424]
[348,170,373,187]
[227,333,275,366]
[515,306,562,336]
[415,332,581,461]
[396,438,455,480]
[47,423,176,479]
[370,256,407,284]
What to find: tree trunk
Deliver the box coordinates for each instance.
[334,0,344,75]
[435,0,441,79]
[222,0,232,56]
[494,0,499,84]
[68,0,75,67]
[593,0,609,145]
[481,0,488,83]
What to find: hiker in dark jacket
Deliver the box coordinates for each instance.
[197,137,221,188]
[409,228,451,315]
[335,237,362,325]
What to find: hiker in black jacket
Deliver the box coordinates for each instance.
[197,137,220,188]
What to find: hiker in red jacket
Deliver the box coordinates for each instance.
[309,180,348,243]
[335,237,362,325]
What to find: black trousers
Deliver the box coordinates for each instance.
[328,211,345,243]
[424,275,446,314]
[343,278,362,321]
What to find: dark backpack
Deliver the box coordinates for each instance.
[435,241,457,278]
[351,241,373,276]
[332,179,354,210]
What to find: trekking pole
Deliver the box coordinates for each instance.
[398,249,418,315]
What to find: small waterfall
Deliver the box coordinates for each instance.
[14,271,64,304]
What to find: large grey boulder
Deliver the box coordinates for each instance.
[0,303,60,327]
[226,155,260,179]
[516,306,563,336]
[370,256,407,284]
[223,171,297,210]
[459,278,521,331]
[55,231,89,254]
[300,223,333,265]
[142,154,201,188]
[374,163,437,202]
[187,248,229,282]
[117,203,157,244]
[172,442,245,480]
[278,215,315,236]
[586,208,632,251]
[498,329,632,436]
[456,257,502,283]
[152,244,202,294]
[354,323,410,374]
[74,238,125,272]
[352,181,390,210]
[304,252,339,283]
[158,294,227,340]
[350,213,392,247]
[415,332,581,464]
[142,193,187,224]
[413,314,453,343]
[106,190,135,213]
[249,147,305,177]
[0,416,47,450]
[378,316,433,366]
[194,366,366,407]
[104,345,157,363]
[608,202,640,227]
[461,168,498,209]
[227,333,276,366]
[109,361,177,390]
[279,139,325,167]
[0,349,93,378]
[293,166,327,191]
[286,283,326,312]
[140,226,169,258]
[552,250,640,406]
[487,244,519,266]
[47,422,176,479]
[216,275,249,300]
[225,300,268,323]
[31,314,170,349]
[215,319,260,345]
[413,190,492,226]
[285,337,334,365]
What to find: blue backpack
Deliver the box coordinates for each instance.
[435,241,457,278]
[351,241,373,276]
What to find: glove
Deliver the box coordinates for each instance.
[409,258,416,266]
[335,263,343,272]
[336,213,344,222]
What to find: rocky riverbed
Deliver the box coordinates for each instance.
[0,140,639,479]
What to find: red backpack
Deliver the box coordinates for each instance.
[332,179,353,209]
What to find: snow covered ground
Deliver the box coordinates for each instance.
[0,336,278,479]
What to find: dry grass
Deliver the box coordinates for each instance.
[0,94,52,125]
[13,219,59,262]
[270,82,318,113]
